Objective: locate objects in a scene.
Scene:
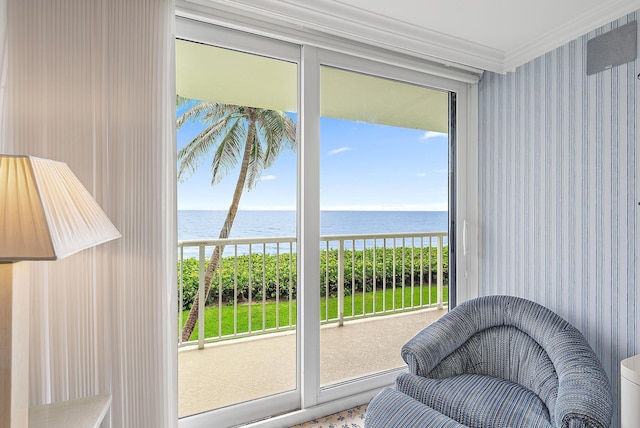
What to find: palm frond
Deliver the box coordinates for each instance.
[177,132,216,181]
[177,115,236,181]
[210,119,246,186]
[177,101,242,129]
[177,101,214,129]
[257,110,297,168]
[246,130,266,190]
[176,95,194,108]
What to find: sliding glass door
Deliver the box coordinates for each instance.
[318,65,450,388]
[175,16,468,427]
[175,21,301,426]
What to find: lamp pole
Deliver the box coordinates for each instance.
[0,261,30,428]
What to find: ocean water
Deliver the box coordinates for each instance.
[178,210,448,258]
[179,210,447,239]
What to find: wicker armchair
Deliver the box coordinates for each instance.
[365,295,612,428]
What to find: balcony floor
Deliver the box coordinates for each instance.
[179,307,446,418]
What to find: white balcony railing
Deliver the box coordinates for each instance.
[178,232,448,349]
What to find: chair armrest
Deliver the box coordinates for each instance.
[550,331,613,428]
[401,305,477,377]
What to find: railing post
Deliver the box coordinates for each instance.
[437,237,444,310]
[338,239,344,326]
[198,245,205,350]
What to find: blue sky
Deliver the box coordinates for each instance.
[177,112,448,211]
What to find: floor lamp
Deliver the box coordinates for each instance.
[0,155,121,428]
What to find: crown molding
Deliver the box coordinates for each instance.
[183,0,503,72]
[176,0,484,83]
[179,0,640,74]
[502,0,640,72]
[245,0,505,71]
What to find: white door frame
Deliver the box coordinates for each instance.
[175,14,480,428]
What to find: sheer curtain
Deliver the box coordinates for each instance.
[0,0,177,427]
[0,0,5,141]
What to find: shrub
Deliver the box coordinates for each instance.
[178,246,448,310]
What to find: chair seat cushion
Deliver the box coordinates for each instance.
[397,372,553,428]
[365,388,465,428]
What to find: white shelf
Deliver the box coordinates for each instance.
[29,394,112,428]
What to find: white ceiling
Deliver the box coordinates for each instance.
[209,0,640,73]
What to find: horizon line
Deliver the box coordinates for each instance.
[178,208,449,212]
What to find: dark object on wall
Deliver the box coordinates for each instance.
[587,21,637,75]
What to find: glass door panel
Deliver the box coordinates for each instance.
[319,66,450,387]
[176,39,298,417]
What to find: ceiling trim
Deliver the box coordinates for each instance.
[502,0,640,71]
[182,0,502,72]
[176,1,483,84]
[229,0,505,71]
[180,0,640,74]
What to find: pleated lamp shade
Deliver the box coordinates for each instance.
[0,155,121,261]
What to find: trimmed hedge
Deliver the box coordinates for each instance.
[178,246,448,310]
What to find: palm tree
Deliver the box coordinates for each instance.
[177,98,296,342]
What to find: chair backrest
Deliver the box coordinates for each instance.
[426,325,559,418]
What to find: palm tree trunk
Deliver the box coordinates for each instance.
[181,118,257,342]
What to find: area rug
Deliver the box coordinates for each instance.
[291,404,367,428]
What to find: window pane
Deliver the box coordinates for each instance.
[176,40,298,417]
[319,66,450,387]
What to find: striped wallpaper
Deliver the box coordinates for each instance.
[479,11,639,425]
[2,0,177,426]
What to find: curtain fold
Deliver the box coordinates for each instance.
[1,1,177,427]
[0,0,6,144]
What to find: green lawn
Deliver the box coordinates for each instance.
[181,285,448,341]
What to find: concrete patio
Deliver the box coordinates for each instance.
[179,307,446,418]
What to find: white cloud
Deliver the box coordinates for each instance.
[260,175,277,181]
[420,131,447,141]
[328,147,353,156]
[416,173,427,177]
